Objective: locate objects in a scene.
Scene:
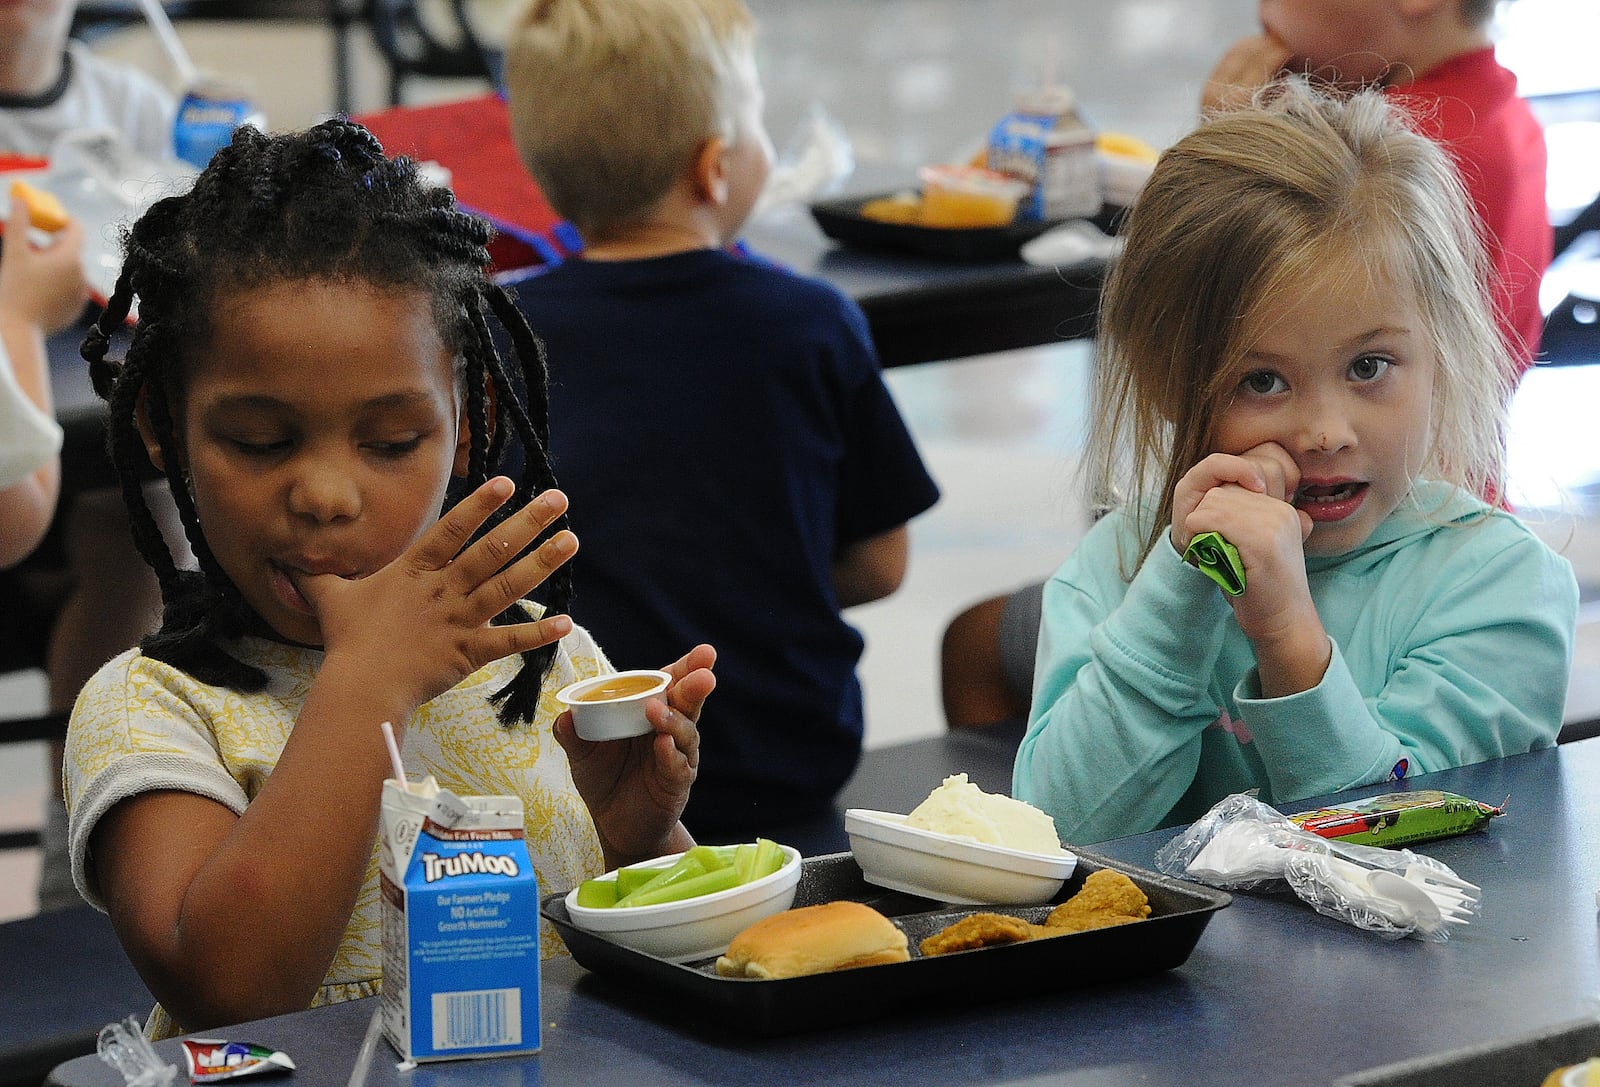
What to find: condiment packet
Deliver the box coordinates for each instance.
[180,1040,294,1083]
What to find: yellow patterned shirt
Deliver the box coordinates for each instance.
[63,630,610,1038]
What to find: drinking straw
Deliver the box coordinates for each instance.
[344,1003,384,1087]
[379,721,409,793]
[133,0,200,87]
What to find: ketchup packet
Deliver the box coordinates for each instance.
[1288,790,1503,848]
[180,1040,293,1083]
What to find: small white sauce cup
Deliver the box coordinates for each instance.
[555,669,671,741]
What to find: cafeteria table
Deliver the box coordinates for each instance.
[46,738,1600,1087]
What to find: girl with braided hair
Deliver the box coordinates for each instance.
[62,118,715,1036]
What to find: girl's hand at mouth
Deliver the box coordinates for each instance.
[291,478,579,715]
[1175,443,1329,694]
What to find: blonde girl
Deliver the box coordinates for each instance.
[1013,80,1576,845]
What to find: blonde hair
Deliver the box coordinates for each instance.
[1086,78,1514,565]
[504,0,756,235]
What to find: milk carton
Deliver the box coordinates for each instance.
[379,781,541,1062]
[986,86,1100,222]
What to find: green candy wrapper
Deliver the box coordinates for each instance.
[1183,531,1246,597]
[1288,790,1504,848]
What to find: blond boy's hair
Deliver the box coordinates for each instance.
[1086,78,1514,565]
[504,0,756,235]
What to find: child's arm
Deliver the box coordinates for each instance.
[1013,514,1241,844]
[0,201,85,565]
[1235,516,1577,804]
[554,643,716,869]
[88,481,578,1030]
[833,525,909,608]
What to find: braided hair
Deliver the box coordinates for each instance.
[82,117,571,726]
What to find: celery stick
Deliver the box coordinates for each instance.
[751,837,785,879]
[733,843,757,883]
[684,845,733,872]
[617,865,741,907]
[574,878,618,909]
[615,853,707,907]
[613,865,659,898]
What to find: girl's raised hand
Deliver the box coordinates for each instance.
[293,479,578,714]
[1200,33,1296,114]
[1175,444,1328,695]
[555,643,716,868]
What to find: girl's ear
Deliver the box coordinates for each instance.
[133,387,170,474]
[692,136,730,207]
[452,372,496,477]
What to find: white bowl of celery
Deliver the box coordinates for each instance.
[563,839,800,964]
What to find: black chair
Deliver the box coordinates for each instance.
[0,706,67,854]
[1540,190,1600,368]
[366,0,501,106]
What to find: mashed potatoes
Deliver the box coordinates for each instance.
[905,773,1063,855]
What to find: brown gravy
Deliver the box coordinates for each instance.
[572,674,662,702]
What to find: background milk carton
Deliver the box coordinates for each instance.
[986,86,1100,221]
[379,781,541,1062]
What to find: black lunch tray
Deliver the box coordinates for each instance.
[807,192,1126,261]
[540,849,1230,1036]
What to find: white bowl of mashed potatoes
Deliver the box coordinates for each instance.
[845,774,1077,904]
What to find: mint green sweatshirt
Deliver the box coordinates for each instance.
[1013,480,1579,846]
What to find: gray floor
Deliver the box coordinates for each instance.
[3,0,1597,921]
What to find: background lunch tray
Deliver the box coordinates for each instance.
[540,849,1230,1036]
[1333,1018,1600,1087]
[807,193,1125,261]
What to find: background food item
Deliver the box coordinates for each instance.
[9,180,70,232]
[715,900,909,979]
[1540,1058,1600,1087]
[859,191,923,225]
[916,165,1029,228]
[905,772,1064,854]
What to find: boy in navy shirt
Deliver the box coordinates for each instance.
[504,0,939,845]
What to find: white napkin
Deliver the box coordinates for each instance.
[0,338,63,490]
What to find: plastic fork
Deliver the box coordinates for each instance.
[1299,854,1472,939]
[1400,867,1480,918]
[1366,870,1473,938]
[1325,844,1482,915]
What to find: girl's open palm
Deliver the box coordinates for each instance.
[294,479,578,714]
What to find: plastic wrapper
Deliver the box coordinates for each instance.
[1155,792,1480,941]
[1287,789,1504,848]
[752,103,854,219]
[97,1016,177,1087]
